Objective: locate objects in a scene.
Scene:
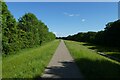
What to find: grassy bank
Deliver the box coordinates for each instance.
[0,56,1,78]
[65,40,120,80]
[2,40,60,78]
[80,42,120,60]
[0,33,2,78]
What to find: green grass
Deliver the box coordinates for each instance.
[65,40,120,80]
[0,33,1,78]
[2,40,60,78]
[0,33,1,39]
[0,56,1,78]
[80,42,120,60]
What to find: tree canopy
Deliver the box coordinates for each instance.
[2,2,56,55]
[62,19,120,47]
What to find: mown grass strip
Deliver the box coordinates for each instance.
[65,40,120,80]
[2,40,60,78]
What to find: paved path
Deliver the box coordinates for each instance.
[42,40,83,79]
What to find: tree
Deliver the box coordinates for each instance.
[2,2,18,54]
[63,19,120,47]
[2,2,56,55]
[94,31,105,45]
[18,13,40,48]
[104,20,120,46]
[38,21,49,43]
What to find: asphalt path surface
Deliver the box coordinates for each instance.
[42,40,83,79]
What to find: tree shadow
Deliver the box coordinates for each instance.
[34,61,84,80]
[75,58,120,80]
[81,43,120,60]
[107,52,120,58]
[82,43,120,52]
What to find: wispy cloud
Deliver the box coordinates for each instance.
[63,12,80,17]
[63,12,68,15]
[69,14,74,17]
[82,19,85,22]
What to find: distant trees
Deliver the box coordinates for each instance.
[2,2,56,55]
[104,20,120,46]
[64,19,120,47]
[64,32,96,43]
[94,31,105,45]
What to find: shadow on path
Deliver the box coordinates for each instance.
[34,61,83,80]
[42,61,83,78]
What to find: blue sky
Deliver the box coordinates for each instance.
[6,2,118,37]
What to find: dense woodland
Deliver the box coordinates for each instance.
[59,20,120,47]
[1,2,56,55]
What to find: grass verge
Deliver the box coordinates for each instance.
[65,40,120,80]
[2,40,60,78]
[80,42,120,60]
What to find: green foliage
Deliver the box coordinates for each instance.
[18,13,40,47]
[2,2,18,54]
[63,19,120,47]
[104,20,120,46]
[2,2,56,55]
[65,31,97,43]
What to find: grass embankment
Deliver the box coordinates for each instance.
[80,42,120,60]
[65,40,120,80]
[2,40,60,78]
[0,56,1,78]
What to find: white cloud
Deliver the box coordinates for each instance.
[82,19,85,22]
[69,14,74,17]
[63,12,68,15]
[63,12,80,17]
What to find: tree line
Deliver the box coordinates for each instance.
[59,20,120,47]
[1,2,56,55]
